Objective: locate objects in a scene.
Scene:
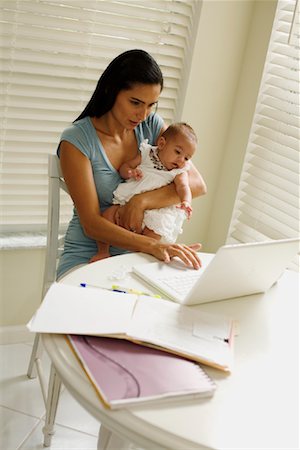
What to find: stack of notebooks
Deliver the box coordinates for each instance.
[28,282,235,409]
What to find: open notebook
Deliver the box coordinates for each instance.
[132,238,300,305]
[28,282,235,372]
[67,335,216,409]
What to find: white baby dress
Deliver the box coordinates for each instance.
[112,140,190,243]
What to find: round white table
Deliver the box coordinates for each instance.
[42,252,299,450]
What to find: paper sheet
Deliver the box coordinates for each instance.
[28,282,136,336]
[128,296,233,368]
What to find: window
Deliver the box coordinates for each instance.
[227,0,299,262]
[0,0,201,233]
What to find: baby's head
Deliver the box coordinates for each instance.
[157,122,197,170]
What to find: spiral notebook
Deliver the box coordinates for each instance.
[67,335,216,409]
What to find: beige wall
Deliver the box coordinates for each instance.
[0,0,277,327]
[0,249,45,326]
[181,0,277,251]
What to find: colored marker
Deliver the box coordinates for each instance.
[111,285,161,298]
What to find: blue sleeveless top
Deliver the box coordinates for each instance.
[56,113,164,279]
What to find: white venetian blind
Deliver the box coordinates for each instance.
[0,0,200,232]
[227,0,300,251]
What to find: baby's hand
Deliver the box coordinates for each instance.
[177,201,193,219]
[128,167,143,180]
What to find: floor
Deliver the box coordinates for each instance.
[0,337,100,450]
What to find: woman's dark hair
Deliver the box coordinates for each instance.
[75,49,163,121]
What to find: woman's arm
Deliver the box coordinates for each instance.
[117,161,207,232]
[59,141,202,268]
[59,141,149,247]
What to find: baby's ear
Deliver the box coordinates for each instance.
[157,136,166,149]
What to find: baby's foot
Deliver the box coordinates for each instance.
[89,252,111,263]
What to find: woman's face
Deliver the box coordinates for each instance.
[111,84,161,130]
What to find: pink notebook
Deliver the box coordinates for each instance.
[67,335,216,409]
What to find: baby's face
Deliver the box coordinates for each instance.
[157,134,196,170]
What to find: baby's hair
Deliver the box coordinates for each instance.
[162,122,198,144]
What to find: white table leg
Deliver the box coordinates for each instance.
[97,425,112,449]
[97,425,135,450]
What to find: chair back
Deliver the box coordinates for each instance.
[42,154,69,296]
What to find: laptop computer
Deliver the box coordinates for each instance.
[132,238,300,305]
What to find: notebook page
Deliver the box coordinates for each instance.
[28,282,136,335]
[128,296,234,371]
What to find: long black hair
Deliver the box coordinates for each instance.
[75,49,164,122]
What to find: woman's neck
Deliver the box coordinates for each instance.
[92,115,131,141]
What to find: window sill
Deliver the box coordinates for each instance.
[0,232,47,250]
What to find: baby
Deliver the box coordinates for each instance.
[90,122,198,262]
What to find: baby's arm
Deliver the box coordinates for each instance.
[119,153,143,180]
[174,172,193,219]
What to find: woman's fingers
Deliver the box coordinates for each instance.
[170,244,201,269]
[117,203,143,233]
[154,242,202,269]
[188,243,202,252]
[162,249,171,264]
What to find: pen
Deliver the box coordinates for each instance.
[80,283,161,298]
[80,283,107,289]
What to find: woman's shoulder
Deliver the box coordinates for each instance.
[144,112,164,134]
[136,113,164,146]
[144,112,164,129]
[58,117,96,157]
[61,117,91,139]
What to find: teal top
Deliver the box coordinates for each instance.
[56,113,164,279]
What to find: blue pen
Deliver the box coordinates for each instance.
[80,283,160,298]
[80,283,130,292]
[80,283,113,291]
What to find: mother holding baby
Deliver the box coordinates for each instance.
[56,49,207,280]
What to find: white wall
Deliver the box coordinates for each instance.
[0,0,277,327]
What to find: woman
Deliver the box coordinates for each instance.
[57,49,207,279]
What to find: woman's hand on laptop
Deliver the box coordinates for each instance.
[148,242,202,269]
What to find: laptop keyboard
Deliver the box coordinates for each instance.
[157,271,201,296]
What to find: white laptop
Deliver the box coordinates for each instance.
[132,238,300,305]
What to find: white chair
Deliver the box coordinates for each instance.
[27,155,130,449]
[27,154,69,446]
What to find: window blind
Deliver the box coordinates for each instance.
[227,0,300,255]
[0,0,201,232]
